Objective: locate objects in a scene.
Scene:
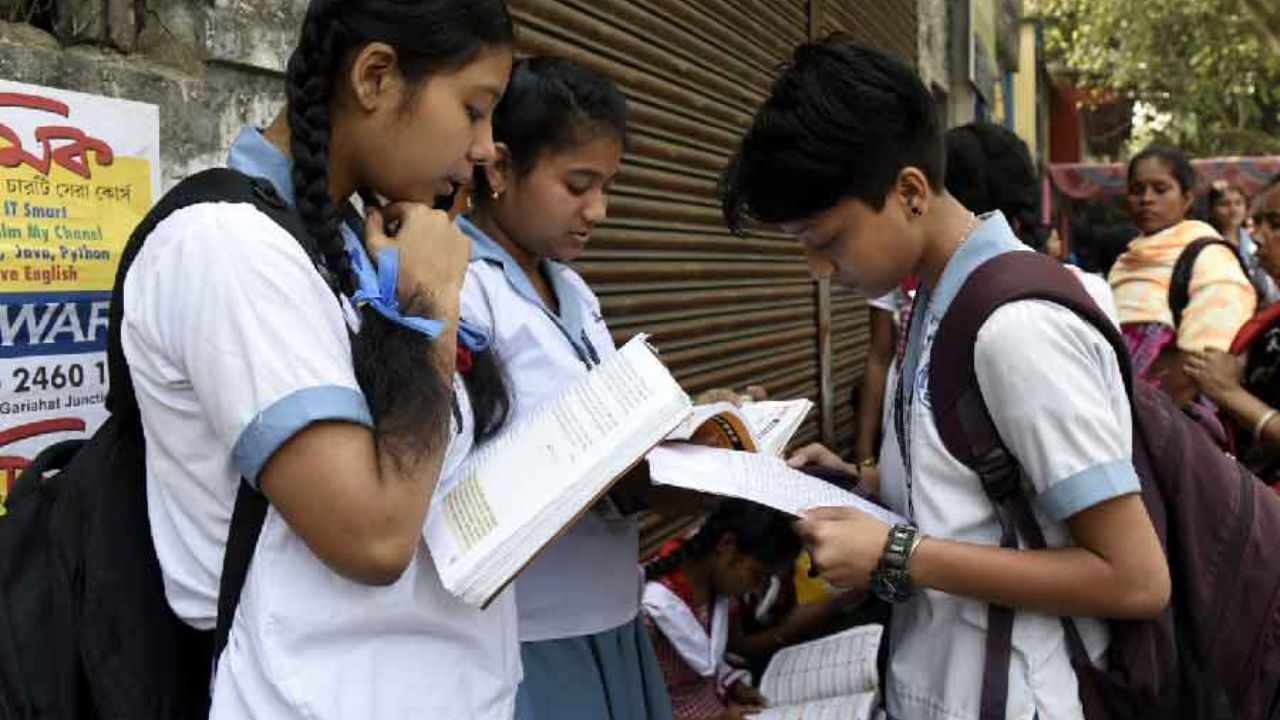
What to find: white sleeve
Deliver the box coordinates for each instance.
[973,300,1140,522]
[868,288,906,313]
[122,202,370,484]
[460,263,497,336]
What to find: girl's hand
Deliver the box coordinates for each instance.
[722,702,762,720]
[728,681,767,710]
[793,507,891,592]
[365,203,468,317]
[787,443,857,476]
[695,385,768,406]
[1184,349,1246,402]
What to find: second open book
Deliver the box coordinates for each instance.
[755,624,886,720]
[424,336,899,608]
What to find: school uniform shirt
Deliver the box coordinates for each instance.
[120,127,520,720]
[457,216,642,643]
[878,213,1140,720]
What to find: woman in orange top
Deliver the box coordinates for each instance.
[1108,145,1256,412]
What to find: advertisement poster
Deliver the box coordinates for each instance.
[0,80,160,514]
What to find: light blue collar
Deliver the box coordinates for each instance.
[457,215,600,366]
[924,211,1025,323]
[226,127,489,351]
[899,212,1022,405]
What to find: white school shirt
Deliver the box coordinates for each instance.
[878,213,1140,720]
[458,216,642,643]
[120,128,520,720]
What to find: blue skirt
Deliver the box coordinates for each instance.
[515,615,675,720]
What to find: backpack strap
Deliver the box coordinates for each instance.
[106,167,334,418]
[928,252,1134,720]
[1169,237,1254,329]
[104,167,330,669]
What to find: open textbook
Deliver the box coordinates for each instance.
[668,398,814,457]
[646,443,907,525]
[424,335,818,607]
[755,625,885,720]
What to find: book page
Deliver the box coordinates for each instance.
[760,625,883,706]
[425,336,689,577]
[754,693,879,720]
[740,399,814,456]
[646,445,906,526]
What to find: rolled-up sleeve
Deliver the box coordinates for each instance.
[127,203,371,486]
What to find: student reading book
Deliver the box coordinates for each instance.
[642,499,801,720]
[453,57,672,720]
[720,36,1169,720]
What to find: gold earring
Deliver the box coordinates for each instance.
[491,188,502,201]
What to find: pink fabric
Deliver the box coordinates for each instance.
[1121,322,1229,447]
[1121,322,1176,385]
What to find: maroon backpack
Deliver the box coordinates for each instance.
[928,251,1280,720]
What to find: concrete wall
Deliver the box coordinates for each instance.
[0,0,306,189]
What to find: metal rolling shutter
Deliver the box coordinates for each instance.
[512,0,821,438]
[508,1,918,551]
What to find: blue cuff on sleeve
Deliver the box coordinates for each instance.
[1035,459,1141,522]
[232,386,373,485]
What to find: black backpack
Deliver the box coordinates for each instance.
[1169,237,1261,328]
[0,168,331,720]
[928,251,1280,720]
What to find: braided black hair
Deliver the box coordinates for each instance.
[644,499,801,581]
[284,0,514,458]
[471,56,629,203]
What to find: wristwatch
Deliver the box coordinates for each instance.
[869,523,923,604]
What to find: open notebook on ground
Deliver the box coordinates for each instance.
[755,624,886,720]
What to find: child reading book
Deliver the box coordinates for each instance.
[643,499,800,720]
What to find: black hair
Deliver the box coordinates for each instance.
[1208,182,1246,209]
[945,122,1044,250]
[644,499,801,582]
[472,56,629,202]
[285,0,514,458]
[1127,144,1196,196]
[720,35,944,232]
[1208,181,1249,234]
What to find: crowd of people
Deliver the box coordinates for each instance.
[64,0,1280,719]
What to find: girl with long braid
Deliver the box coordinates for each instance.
[642,500,801,720]
[119,1,519,717]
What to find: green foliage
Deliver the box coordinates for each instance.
[1029,0,1280,156]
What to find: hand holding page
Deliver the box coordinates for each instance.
[646,444,906,526]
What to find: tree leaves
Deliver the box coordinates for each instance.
[1029,0,1280,156]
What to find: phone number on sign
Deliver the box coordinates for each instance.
[6,360,106,393]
